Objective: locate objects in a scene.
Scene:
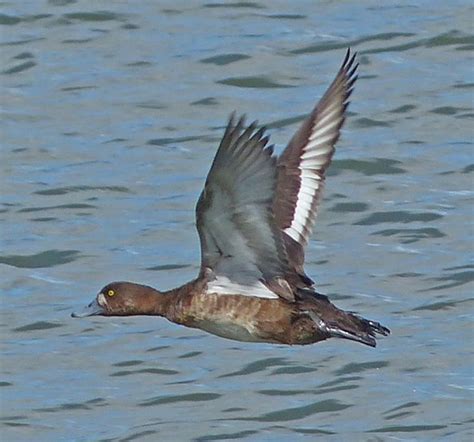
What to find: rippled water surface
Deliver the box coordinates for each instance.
[1,1,473,441]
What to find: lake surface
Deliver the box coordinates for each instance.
[1,1,473,441]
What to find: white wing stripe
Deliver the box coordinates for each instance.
[301,151,331,161]
[285,85,346,243]
[285,222,303,241]
[310,122,339,142]
[309,112,340,137]
[276,49,357,253]
[306,132,336,148]
[300,169,322,180]
[301,159,328,168]
[295,196,313,211]
[285,176,322,243]
[299,188,319,198]
[284,160,327,242]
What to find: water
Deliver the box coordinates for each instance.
[1,1,473,441]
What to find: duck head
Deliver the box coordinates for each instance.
[71,281,165,317]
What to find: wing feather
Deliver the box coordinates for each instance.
[273,49,358,282]
[196,115,291,300]
[196,49,358,298]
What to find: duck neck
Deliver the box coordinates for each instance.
[159,277,204,322]
[136,285,173,317]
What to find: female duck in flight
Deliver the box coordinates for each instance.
[72,49,390,347]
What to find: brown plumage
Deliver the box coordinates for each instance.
[72,49,390,348]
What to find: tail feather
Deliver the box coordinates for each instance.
[299,290,390,347]
[326,314,390,347]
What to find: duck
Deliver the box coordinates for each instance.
[72,49,390,347]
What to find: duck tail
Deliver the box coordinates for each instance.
[315,311,390,347]
[299,290,390,347]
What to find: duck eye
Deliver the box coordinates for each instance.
[107,289,115,297]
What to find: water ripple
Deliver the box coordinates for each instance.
[13,321,62,332]
[236,399,352,422]
[354,211,443,225]
[139,393,221,407]
[200,54,250,65]
[216,76,294,89]
[218,357,288,377]
[0,250,80,268]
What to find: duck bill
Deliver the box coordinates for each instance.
[71,298,105,318]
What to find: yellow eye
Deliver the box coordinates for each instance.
[107,289,115,297]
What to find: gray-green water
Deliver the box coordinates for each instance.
[1,1,473,441]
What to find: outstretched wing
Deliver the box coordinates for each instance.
[273,49,358,281]
[196,115,293,300]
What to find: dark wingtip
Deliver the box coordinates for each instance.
[342,47,351,66]
[227,111,237,127]
[342,47,357,71]
[265,144,275,156]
